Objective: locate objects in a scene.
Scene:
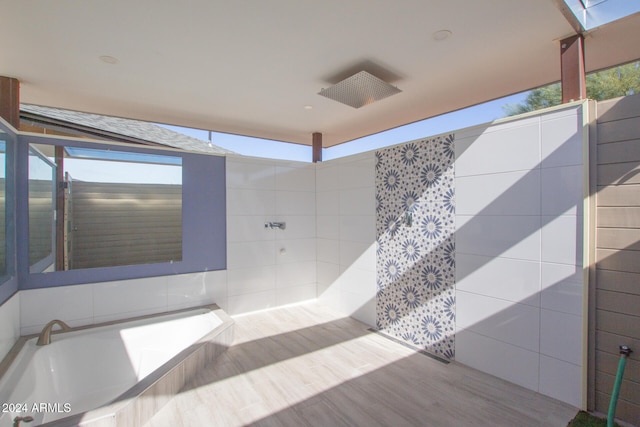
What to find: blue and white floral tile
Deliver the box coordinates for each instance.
[375,134,456,361]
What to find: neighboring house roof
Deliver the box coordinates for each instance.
[20,104,234,155]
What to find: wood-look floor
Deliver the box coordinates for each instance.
[146,302,578,427]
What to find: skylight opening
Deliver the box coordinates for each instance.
[564,0,640,30]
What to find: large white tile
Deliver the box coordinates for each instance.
[339,265,376,296]
[93,277,168,322]
[226,160,275,189]
[276,238,316,263]
[227,189,276,216]
[456,254,541,306]
[539,354,582,407]
[456,170,540,216]
[316,164,339,191]
[316,191,340,216]
[317,261,340,288]
[167,270,227,310]
[227,215,275,242]
[317,215,340,239]
[274,215,316,240]
[338,157,374,189]
[541,165,584,216]
[456,291,540,352]
[276,165,316,191]
[340,187,375,216]
[456,328,540,392]
[348,294,376,327]
[342,289,376,323]
[541,111,584,169]
[204,270,229,310]
[317,238,340,264]
[276,191,316,215]
[541,215,583,266]
[455,121,540,177]
[0,293,20,361]
[227,290,277,315]
[276,261,316,288]
[340,215,375,243]
[541,263,584,316]
[276,284,317,306]
[456,215,541,261]
[227,240,276,269]
[20,284,94,330]
[227,266,276,296]
[340,240,375,271]
[540,309,583,365]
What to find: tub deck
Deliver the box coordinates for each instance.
[147,301,578,427]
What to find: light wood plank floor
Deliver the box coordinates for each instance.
[146,302,578,427]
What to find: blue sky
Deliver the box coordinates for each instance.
[160,90,529,163]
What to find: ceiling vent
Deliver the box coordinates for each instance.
[318,71,401,109]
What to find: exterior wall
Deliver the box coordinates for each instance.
[69,182,182,270]
[316,152,376,326]
[225,156,317,315]
[593,94,640,425]
[454,105,586,407]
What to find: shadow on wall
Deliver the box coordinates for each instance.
[320,108,590,406]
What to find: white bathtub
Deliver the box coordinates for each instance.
[0,305,233,427]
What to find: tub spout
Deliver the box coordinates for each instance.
[36,319,71,346]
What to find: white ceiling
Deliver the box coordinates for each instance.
[2,1,639,147]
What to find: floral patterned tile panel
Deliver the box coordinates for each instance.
[375,134,455,360]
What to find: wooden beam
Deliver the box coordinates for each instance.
[560,35,587,103]
[0,76,20,128]
[312,132,322,163]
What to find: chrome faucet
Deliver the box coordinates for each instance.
[36,319,71,346]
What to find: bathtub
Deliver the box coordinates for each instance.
[0,304,234,427]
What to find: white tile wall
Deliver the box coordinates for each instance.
[0,293,20,361]
[455,328,540,391]
[540,263,583,316]
[457,291,540,353]
[225,157,317,315]
[456,254,541,306]
[456,215,541,261]
[316,154,376,326]
[540,106,584,169]
[539,354,583,408]
[454,104,586,408]
[19,271,227,335]
[541,165,584,216]
[456,170,541,216]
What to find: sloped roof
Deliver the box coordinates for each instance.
[20,104,234,155]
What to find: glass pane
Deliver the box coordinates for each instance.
[28,146,56,273]
[29,144,183,271]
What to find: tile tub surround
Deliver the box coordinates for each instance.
[24,305,235,427]
[375,135,456,360]
[19,271,228,336]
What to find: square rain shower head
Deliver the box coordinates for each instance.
[318,71,401,108]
